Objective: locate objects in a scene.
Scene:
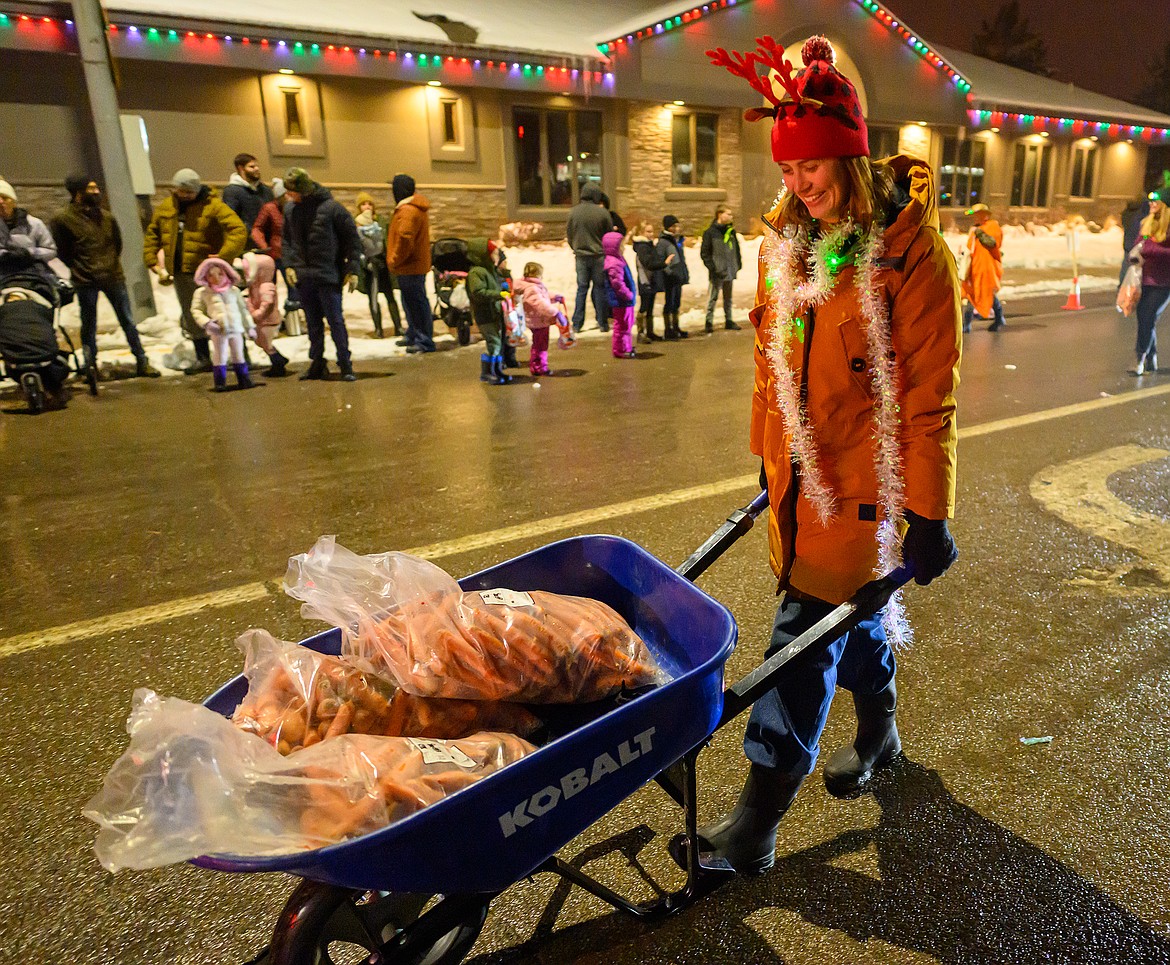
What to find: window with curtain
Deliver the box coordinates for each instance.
[1011,141,1051,207]
[671,112,719,186]
[1069,141,1098,198]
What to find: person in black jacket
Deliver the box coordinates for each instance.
[222,153,274,242]
[631,221,675,343]
[656,215,690,339]
[282,167,361,382]
[51,175,160,377]
[700,204,743,333]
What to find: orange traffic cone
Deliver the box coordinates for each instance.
[1061,277,1085,311]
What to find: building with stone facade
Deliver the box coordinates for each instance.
[3,0,1169,240]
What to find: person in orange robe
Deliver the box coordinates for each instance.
[961,203,1006,332]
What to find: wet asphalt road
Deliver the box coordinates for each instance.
[2,289,1169,965]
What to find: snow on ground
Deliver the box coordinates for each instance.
[64,225,1126,375]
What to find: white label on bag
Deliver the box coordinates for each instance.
[478,588,535,608]
[407,739,477,769]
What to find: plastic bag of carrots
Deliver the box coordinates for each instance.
[283,537,667,703]
[231,629,540,753]
[85,689,535,871]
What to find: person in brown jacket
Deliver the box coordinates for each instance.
[386,174,434,353]
[688,36,961,875]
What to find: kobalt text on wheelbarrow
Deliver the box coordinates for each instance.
[199,491,911,965]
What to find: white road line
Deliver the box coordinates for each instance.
[1029,444,1170,586]
[960,384,1170,438]
[0,583,270,660]
[5,383,1170,659]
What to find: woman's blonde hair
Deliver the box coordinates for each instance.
[523,261,543,278]
[1140,204,1170,244]
[773,156,895,233]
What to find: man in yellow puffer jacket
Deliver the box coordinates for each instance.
[143,168,246,371]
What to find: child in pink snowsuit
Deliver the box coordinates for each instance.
[513,262,570,376]
[602,230,636,358]
[238,251,292,377]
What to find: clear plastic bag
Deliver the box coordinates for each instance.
[1117,264,1141,317]
[84,689,535,872]
[284,537,667,703]
[232,629,540,753]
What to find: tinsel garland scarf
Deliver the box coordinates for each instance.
[760,221,911,645]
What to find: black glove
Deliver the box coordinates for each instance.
[902,509,958,586]
[759,459,768,496]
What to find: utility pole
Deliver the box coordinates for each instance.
[71,0,156,320]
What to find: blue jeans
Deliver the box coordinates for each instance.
[398,273,435,351]
[962,296,1005,330]
[744,595,896,779]
[572,254,609,332]
[76,281,146,361]
[1135,285,1170,362]
[298,280,350,365]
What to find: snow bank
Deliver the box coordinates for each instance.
[64,226,1123,373]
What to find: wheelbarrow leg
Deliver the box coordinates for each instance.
[537,748,735,920]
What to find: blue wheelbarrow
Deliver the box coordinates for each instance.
[200,492,910,964]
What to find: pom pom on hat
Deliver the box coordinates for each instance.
[801,36,835,66]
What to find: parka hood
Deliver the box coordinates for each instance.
[228,172,263,191]
[466,237,495,272]
[241,251,276,285]
[397,194,430,213]
[601,231,625,257]
[579,183,604,204]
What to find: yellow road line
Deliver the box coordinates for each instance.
[0,583,270,660]
[5,384,1170,658]
[400,474,759,559]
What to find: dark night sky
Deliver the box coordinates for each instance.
[886,0,1169,103]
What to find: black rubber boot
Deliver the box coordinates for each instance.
[677,765,802,875]
[339,359,357,382]
[675,312,689,338]
[479,354,494,382]
[267,350,290,377]
[299,358,328,381]
[502,342,519,369]
[664,313,679,341]
[823,680,901,798]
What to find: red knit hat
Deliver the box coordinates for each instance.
[708,36,868,162]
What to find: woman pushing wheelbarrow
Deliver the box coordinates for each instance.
[697,35,962,874]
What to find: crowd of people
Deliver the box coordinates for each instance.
[2,137,1164,404]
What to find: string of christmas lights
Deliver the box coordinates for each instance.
[968,109,1170,143]
[593,0,1170,143]
[597,0,972,92]
[0,11,615,87]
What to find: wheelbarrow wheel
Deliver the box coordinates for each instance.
[255,879,489,965]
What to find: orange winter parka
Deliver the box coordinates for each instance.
[750,156,961,604]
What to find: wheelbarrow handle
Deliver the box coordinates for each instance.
[717,563,914,727]
[676,490,771,583]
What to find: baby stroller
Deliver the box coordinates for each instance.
[0,271,95,413]
[431,237,474,346]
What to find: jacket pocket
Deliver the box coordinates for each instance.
[837,315,875,395]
